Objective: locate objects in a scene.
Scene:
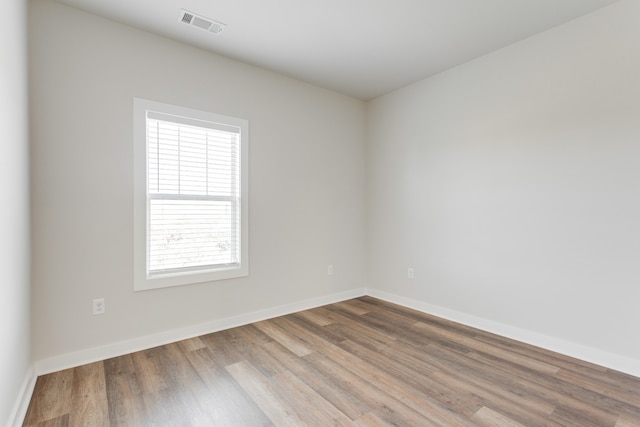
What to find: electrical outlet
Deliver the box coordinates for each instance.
[328,264,334,276]
[93,298,105,315]
[407,268,414,279]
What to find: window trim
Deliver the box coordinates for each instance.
[133,98,249,291]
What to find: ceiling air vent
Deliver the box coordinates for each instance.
[178,9,226,34]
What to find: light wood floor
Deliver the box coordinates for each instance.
[24,297,640,426]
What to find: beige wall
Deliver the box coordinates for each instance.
[1,0,31,424]
[367,0,640,367]
[29,0,366,365]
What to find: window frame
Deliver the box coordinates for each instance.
[133,98,249,291]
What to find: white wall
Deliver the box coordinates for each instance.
[367,0,640,368]
[1,0,31,424]
[29,0,366,368]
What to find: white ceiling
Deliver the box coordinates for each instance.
[53,0,619,100]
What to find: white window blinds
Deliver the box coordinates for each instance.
[146,111,241,276]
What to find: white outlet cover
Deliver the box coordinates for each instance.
[93,298,105,315]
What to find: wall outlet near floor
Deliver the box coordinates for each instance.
[93,298,105,315]
[407,268,414,279]
[328,264,334,276]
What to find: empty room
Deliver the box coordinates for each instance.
[2,0,639,425]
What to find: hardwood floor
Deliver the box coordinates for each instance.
[23,297,640,426]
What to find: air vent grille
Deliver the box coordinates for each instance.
[178,9,226,34]
[181,12,193,24]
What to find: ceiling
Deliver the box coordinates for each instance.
[53,0,619,100]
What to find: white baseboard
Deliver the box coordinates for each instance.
[35,288,367,375]
[367,288,640,378]
[7,365,36,427]
[33,286,640,379]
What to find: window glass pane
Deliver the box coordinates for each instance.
[149,199,239,272]
[147,118,240,197]
[146,115,241,275]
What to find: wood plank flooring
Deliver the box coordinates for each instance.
[23,297,640,426]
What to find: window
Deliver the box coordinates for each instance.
[134,99,248,290]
